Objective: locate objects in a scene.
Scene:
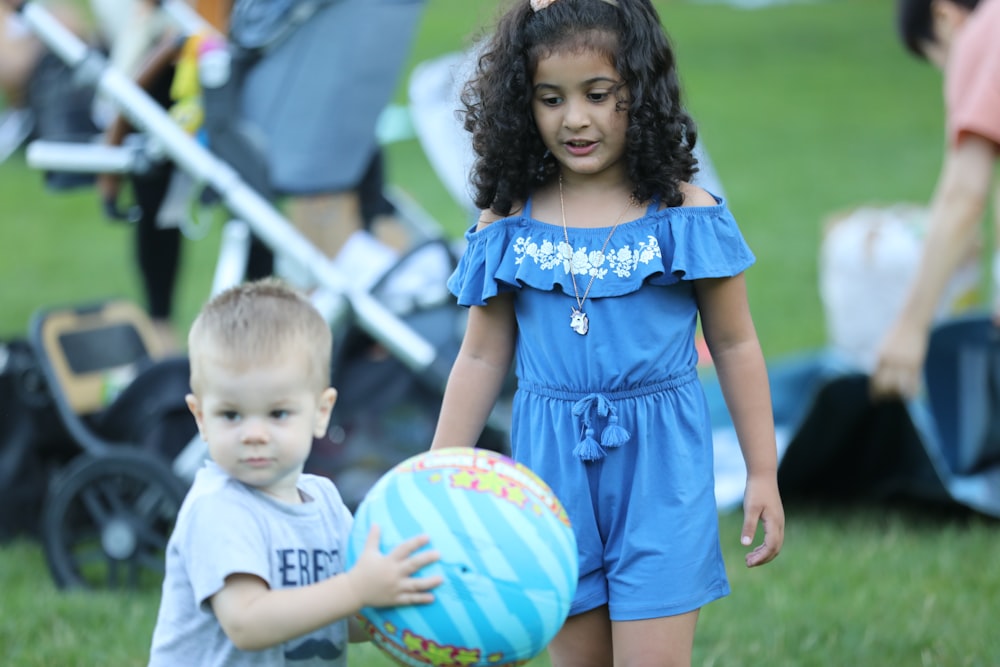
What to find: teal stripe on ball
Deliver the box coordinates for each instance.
[380,469,535,657]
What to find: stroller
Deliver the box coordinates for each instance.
[0,300,195,589]
[2,1,511,590]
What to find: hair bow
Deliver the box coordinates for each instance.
[530,0,618,11]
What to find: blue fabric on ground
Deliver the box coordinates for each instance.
[705,316,1000,518]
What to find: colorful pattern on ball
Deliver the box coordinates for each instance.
[346,447,578,667]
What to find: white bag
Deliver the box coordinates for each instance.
[819,203,980,372]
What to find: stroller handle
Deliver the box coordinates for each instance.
[26,141,146,175]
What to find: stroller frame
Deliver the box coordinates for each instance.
[19,1,449,382]
[11,0,511,590]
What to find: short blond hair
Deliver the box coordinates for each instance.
[188,278,332,393]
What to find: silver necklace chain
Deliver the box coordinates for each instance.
[558,173,635,335]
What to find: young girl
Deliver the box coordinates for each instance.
[430,0,784,665]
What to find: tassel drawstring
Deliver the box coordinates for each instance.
[571,394,630,461]
[601,413,630,448]
[572,427,605,461]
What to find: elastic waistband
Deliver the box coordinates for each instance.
[518,368,698,401]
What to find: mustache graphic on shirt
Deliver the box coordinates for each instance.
[285,638,344,661]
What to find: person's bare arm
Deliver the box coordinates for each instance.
[696,274,784,567]
[98,29,186,211]
[210,528,442,651]
[431,292,516,450]
[431,211,518,451]
[103,29,184,146]
[871,134,996,399]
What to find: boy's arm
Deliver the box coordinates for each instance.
[696,273,784,568]
[210,529,441,651]
[210,573,361,651]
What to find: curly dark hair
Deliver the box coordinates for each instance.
[462,0,698,215]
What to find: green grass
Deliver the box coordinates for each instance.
[2,0,998,665]
[3,508,999,666]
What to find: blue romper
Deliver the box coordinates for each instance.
[448,194,755,621]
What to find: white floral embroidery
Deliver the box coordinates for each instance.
[514,234,662,279]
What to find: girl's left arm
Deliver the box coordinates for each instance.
[695,274,784,568]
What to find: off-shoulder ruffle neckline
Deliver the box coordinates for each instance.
[447,197,755,305]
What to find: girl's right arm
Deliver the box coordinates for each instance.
[432,210,518,450]
[209,527,442,651]
[431,292,517,450]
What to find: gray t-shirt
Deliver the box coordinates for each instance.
[149,461,354,666]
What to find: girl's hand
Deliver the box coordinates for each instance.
[740,474,784,568]
[344,525,443,609]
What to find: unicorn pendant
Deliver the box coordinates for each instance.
[570,308,589,335]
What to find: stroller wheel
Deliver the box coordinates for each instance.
[40,449,187,590]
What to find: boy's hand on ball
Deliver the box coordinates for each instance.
[345,524,443,609]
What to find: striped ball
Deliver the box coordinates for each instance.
[346,447,578,667]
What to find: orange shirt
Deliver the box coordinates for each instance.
[945,0,1000,148]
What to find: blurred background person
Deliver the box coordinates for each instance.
[871,0,1000,400]
[0,0,95,166]
[224,0,428,291]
